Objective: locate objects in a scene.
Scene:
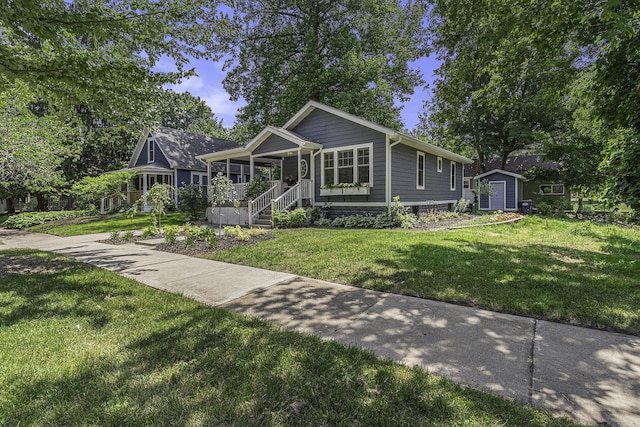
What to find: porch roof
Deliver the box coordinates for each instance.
[197,126,323,163]
[474,169,525,180]
[115,165,174,174]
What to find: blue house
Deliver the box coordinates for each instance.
[123,126,241,210]
[197,101,472,225]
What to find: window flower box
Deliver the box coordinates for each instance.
[320,186,370,196]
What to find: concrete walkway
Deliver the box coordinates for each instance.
[1,229,638,427]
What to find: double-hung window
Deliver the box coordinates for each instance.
[540,184,564,195]
[450,161,456,190]
[322,144,372,186]
[417,152,425,189]
[147,137,155,163]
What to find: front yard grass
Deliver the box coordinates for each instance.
[0,249,578,426]
[25,212,190,236]
[206,216,640,335]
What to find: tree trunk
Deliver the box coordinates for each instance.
[36,194,48,212]
[7,198,16,214]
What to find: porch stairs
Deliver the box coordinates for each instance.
[247,179,313,227]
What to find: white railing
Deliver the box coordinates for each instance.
[100,194,123,214]
[272,183,299,214]
[300,179,313,199]
[233,183,248,200]
[248,182,281,226]
[271,180,312,214]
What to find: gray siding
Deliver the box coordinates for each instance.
[282,154,311,181]
[253,134,298,155]
[135,139,171,169]
[390,144,463,203]
[478,172,519,210]
[292,109,387,203]
[176,169,192,187]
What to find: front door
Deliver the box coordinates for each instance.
[489,182,506,210]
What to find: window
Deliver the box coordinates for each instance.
[437,156,443,173]
[416,151,425,189]
[357,148,369,184]
[337,150,354,183]
[322,144,372,186]
[191,172,208,187]
[463,178,471,189]
[323,152,335,186]
[450,161,456,190]
[540,184,564,195]
[147,138,155,163]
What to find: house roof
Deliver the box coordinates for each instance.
[474,169,525,180]
[129,126,241,170]
[285,101,472,164]
[464,155,559,177]
[197,126,323,162]
[198,101,472,164]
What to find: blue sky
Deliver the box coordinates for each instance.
[159,55,440,131]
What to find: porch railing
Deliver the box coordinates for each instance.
[271,179,313,215]
[233,183,248,201]
[100,194,123,214]
[248,181,281,226]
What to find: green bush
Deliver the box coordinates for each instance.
[273,208,307,228]
[177,184,208,220]
[183,223,215,241]
[3,210,88,229]
[244,177,271,200]
[224,225,269,241]
[163,225,180,244]
[121,231,134,241]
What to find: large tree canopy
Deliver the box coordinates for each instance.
[0,0,221,120]
[216,0,429,137]
[420,0,578,171]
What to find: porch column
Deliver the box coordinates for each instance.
[142,172,148,207]
[174,168,178,204]
[241,164,245,183]
[226,159,230,179]
[310,151,316,207]
[297,149,302,207]
[250,156,255,181]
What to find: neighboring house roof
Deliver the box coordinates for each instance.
[129,126,241,170]
[474,169,525,180]
[464,155,560,177]
[198,101,472,164]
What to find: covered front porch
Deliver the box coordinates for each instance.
[198,126,322,226]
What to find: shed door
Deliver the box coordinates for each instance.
[489,182,506,211]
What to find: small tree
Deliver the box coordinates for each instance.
[71,171,134,211]
[210,173,238,232]
[177,183,208,220]
[147,183,174,229]
[244,177,270,200]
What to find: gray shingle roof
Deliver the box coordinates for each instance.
[152,126,241,170]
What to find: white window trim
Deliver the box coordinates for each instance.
[191,172,208,186]
[539,183,565,195]
[321,143,374,187]
[437,156,443,173]
[416,151,425,190]
[463,178,471,189]
[450,161,456,191]
[147,137,155,163]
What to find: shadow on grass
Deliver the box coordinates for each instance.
[0,251,576,426]
[348,236,640,335]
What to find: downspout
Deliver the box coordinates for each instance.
[297,148,302,207]
[386,135,402,213]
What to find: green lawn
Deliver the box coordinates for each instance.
[206,217,640,335]
[25,212,190,236]
[0,249,578,426]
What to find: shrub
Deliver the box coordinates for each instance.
[224,225,269,241]
[142,226,159,238]
[453,198,470,214]
[3,210,88,229]
[163,225,180,244]
[306,207,320,224]
[314,218,332,226]
[110,231,120,240]
[121,231,134,241]
[183,223,215,241]
[177,184,208,220]
[273,208,307,228]
[244,177,271,200]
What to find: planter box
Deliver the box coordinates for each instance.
[320,187,370,196]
